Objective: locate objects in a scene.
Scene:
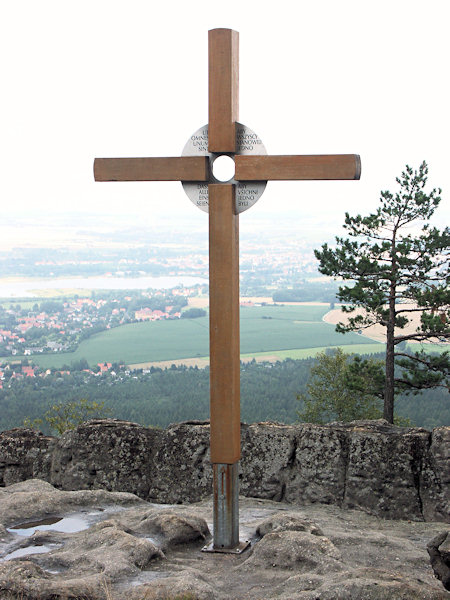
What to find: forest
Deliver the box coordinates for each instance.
[0,355,448,434]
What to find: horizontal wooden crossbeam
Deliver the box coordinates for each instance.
[234,154,361,181]
[94,156,209,182]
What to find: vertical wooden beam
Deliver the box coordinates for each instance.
[209,184,240,464]
[208,29,239,153]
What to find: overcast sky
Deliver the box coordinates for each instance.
[1,0,449,240]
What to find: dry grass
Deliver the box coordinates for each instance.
[129,357,210,370]
[323,304,449,345]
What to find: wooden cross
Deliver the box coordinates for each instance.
[94,28,360,553]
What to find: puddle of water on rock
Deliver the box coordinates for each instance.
[9,517,62,530]
[2,545,55,561]
[46,568,63,574]
[145,536,159,546]
[7,516,90,537]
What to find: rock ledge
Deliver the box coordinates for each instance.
[0,419,449,522]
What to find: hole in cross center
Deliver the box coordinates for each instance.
[212,155,235,182]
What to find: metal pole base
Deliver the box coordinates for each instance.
[201,462,250,554]
[201,540,250,554]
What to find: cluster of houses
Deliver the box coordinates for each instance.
[0,298,103,356]
[0,363,41,388]
[0,361,122,390]
[134,307,181,321]
[0,294,189,357]
[0,329,25,347]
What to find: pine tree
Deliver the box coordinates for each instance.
[315,162,449,423]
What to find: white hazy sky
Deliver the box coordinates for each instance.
[1,0,449,239]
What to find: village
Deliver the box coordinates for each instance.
[0,230,325,363]
[0,288,193,359]
[0,360,129,390]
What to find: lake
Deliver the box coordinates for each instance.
[0,275,208,298]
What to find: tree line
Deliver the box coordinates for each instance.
[1,356,448,435]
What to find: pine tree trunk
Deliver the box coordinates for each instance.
[384,236,397,425]
[384,322,395,424]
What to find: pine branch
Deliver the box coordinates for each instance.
[394,377,448,390]
[395,307,438,315]
[394,332,449,343]
[394,351,449,369]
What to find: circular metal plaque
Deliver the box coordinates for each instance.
[181,123,267,213]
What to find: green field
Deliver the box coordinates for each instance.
[30,305,380,369]
[1,300,40,309]
[241,344,385,361]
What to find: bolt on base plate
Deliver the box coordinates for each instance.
[201,540,251,554]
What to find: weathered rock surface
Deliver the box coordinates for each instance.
[0,478,145,525]
[241,529,343,571]
[0,428,54,487]
[240,422,297,501]
[0,523,164,599]
[0,480,448,599]
[0,480,208,599]
[113,506,210,550]
[284,422,350,506]
[127,571,216,600]
[342,421,431,520]
[428,531,450,591]
[274,569,450,600]
[148,420,211,503]
[1,419,449,522]
[256,512,324,537]
[422,426,450,522]
[50,419,161,498]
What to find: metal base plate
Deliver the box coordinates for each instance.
[201,540,251,555]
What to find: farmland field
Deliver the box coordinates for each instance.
[32,304,379,369]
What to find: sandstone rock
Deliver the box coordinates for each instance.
[343,422,431,520]
[421,426,450,522]
[0,428,54,487]
[240,422,297,501]
[1,478,55,494]
[116,507,210,550]
[50,419,161,498]
[241,530,342,572]
[1,419,449,523]
[1,487,448,599]
[0,478,145,525]
[0,518,164,600]
[427,531,450,591]
[0,561,52,599]
[284,423,349,506]
[128,572,216,600]
[145,511,209,549]
[0,525,9,543]
[43,518,164,577]
[148,421,211,503]
[276,568,450,599]
[256,512,323,537]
